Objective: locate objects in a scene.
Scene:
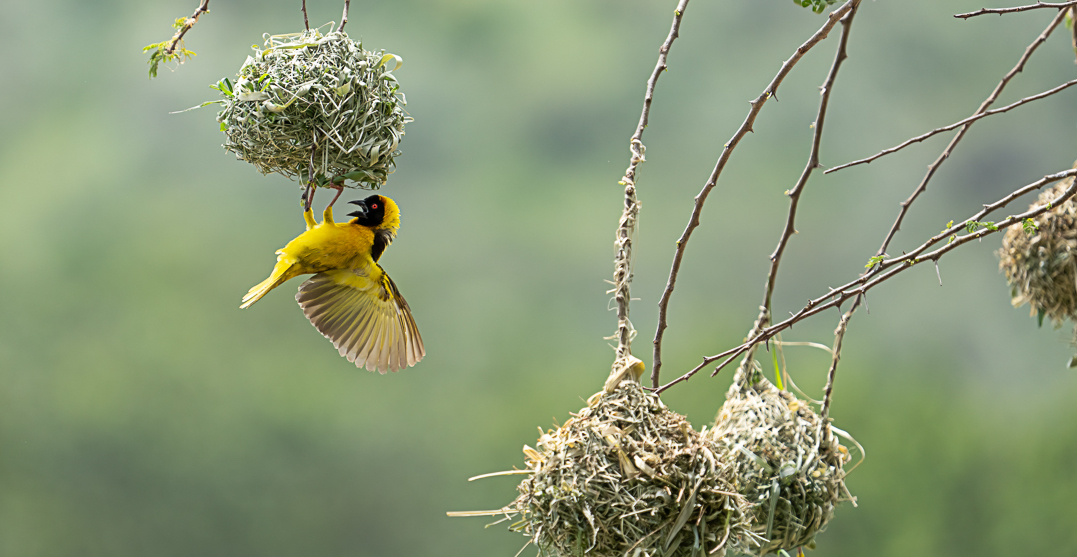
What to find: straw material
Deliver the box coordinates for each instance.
[999,164,1077,327]
[215,26,410,189]
[711,376,852,556]
[508,382,752,557]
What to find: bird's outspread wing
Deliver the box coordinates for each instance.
[295,267,424,373]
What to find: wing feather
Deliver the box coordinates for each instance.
[296,268,425,373]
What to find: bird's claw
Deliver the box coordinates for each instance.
[326,184,345,208]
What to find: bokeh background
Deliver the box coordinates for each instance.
[2,0,1077,555]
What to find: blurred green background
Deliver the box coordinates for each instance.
[2,0,1077,555]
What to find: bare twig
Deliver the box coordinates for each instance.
[872,8,1067,259]
[651,0,861,388]
[761,6,859,326]
[164,0,210,55]
[728,3,861,392]
[609,0,690,376]
[302,0,310,31]
[820,299,857,430]
[1071,7,1077,61]
[827,77,1077,173]
[340,0,352,32]
[654,167,1077,394]
[955,1,1077,18]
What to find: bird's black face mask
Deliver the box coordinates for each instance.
[348,195,386,227]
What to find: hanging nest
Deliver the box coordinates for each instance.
[998,163,1077,327]
[214,25,410,190]
[710,372,854,555]
[505,381,753,557]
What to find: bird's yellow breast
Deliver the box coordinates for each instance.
[279,217,375,274]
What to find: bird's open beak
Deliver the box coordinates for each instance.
[347,199,368,219]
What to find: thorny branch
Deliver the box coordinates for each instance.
[804,4,1073,407]
[165,0,210,55]
[955,1,1077,18]
[872,8,1068,259]
[757,5,859,347]
[826,77,1077,173]
[654,167,1077,395]
[609,0,690,375]
[728,3,860,393]
[651,0,861,388]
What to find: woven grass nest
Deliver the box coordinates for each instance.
[999,164,1077,327]
[506,381,753,557]
[710,372,854,555]
[214,26,410,189]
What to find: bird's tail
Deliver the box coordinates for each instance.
[240,257,300,309]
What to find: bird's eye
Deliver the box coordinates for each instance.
[372,203,378,209]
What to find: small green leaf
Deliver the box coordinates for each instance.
[965,220,999,233]
[794,0,837,12]
[142,40,196,79]
[377,53,403,72]
[333,82,351,96]
[1037,308,1047,328]
[865,255,885,269]
[210,78,234,96]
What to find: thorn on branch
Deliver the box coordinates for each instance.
[653,0,861,393]
[826,76,1077,173]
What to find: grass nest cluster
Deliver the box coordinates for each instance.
[508,381,752,557]
[214,26,410,189]
[710,374,853,555]
[999,165,1077,327]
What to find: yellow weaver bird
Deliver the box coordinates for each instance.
[240,195,424,373]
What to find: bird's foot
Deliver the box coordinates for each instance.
[326,184,345,208]
[303,181,316,212]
